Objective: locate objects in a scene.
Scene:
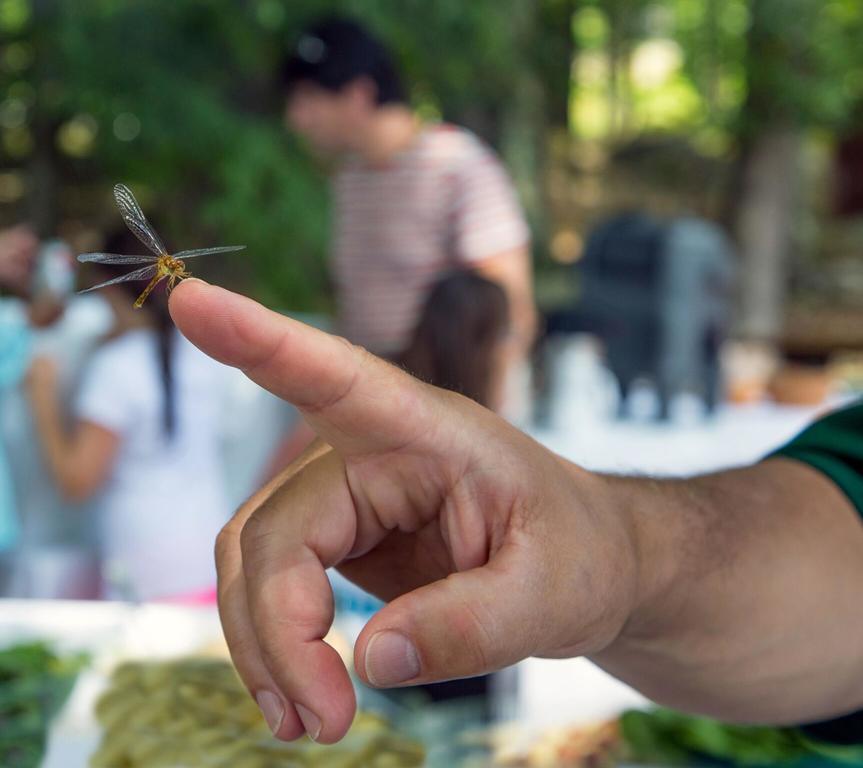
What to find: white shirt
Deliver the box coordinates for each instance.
[1,295,112,551]
[75,328,230,600]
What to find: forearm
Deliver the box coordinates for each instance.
[510,293,537,355]
[29,392,114,502]
[590,459,863,724]
[30,394,78,491]
[474,248,537,352]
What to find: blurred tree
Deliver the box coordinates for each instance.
[3,0,335,309]
[727,0,863,340]
[566,0,863,341]
[8,0,861,325]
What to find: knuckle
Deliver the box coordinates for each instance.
[303,336,367,415]
[214,524,235,561]
[226,629,262,670]
[243,328,290,379]
[257,632,294,669]
[333,334,358,355]
[239,511,274,561]
[459,604,494,673]
[437,590,495,674]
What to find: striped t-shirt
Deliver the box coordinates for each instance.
[332,123,530,355]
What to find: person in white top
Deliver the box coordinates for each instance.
[26,229,229,601]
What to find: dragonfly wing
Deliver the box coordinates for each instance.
[173,245,246,259]
[77,264,159,294]
[113,184,167,257]
[77,252,159,265]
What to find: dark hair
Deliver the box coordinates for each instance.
[280,16,406,105]
[400,271,509,408]
[93,228,176,439]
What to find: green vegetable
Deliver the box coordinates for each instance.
[621,708,863,767]
[0,641,88,768]
[797,733,863,766]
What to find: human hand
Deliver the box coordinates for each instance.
[0,225,38,293]
[169,280,642,744]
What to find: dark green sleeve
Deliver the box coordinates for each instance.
[772,401,863,519]
[797,710,863,748]
[772,402,863,745]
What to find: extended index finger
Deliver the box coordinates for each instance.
[169,280,431,457]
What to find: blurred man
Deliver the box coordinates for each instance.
[281,17,536,408]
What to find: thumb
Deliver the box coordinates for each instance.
[355,544,542,687]
[169,280,436,456]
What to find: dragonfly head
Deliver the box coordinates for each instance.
[163,255,185,273]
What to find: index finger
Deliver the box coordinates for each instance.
[169,280,432,457]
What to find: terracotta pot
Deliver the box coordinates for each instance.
[728,378,767,404]
[768,365,833,406]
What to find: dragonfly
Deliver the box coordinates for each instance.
[77,184,244,308]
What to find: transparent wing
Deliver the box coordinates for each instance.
[77,264,158,294]
[77,252,159,265]
[113,183,167,257]
[173,245,246,260]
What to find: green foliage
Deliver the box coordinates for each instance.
[621,709,863,768]
[0,641,88,768]
[621,708,863,767]
[1,0,561,310]
[739,0,863,134]
[4,0,863,308]
[5,0,337,309]
[569,0,863,142]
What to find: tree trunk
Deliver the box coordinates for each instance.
[498,0,555,253]
[27,117,59,238]
[733,126,803,340]
[726,0,812,342]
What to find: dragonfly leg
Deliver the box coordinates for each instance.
[134,273,166,309]
[165,269,192,295]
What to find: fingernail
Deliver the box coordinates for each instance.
[364,631,421,686]
[256,690,284,735]
[295,703,321,742]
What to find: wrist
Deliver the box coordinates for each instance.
[554,462,644,653]
[596,474,690,641]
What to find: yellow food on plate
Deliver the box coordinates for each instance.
[90,657,424,768]
[497,720,620,767]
